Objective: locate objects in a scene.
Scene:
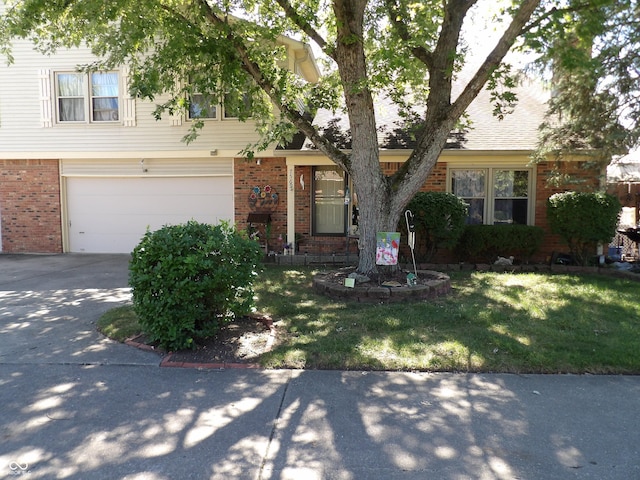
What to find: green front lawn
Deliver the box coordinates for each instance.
[99,266,640,373]
[256,267,640,373]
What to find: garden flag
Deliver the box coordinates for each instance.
[376,232,400,265]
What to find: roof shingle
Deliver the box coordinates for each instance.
[293,77,549,152]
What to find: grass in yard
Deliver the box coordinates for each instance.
[96,266,640,373]
[96,304,141,342]
[256,267,640,373]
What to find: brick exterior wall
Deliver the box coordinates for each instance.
[0,159,63,253]
[234,159,451,256]
[234,157,289,253]
[233,157,602,263]
[2,156,601,258]
[381,161,448,192]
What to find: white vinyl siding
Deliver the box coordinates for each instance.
[0,40,261,155]
[60,157,233,177]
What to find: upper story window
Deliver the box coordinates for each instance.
[188,92,218,120]
[55,72,120,123]
[223,91,252,119]
[187,89,252,121]
[450,167,532,225]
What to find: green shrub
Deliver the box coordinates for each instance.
[459,224,545,263]
[402,192,468,261]
[547,191,621,265]
[128,220,263,351]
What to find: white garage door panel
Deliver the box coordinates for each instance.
[67,177,233,253]
[70,193,231,216]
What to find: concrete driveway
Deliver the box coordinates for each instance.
[0,254,158,366]
[1,254,639,479]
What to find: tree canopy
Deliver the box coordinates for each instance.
[526,0,640,179]
[1,0,638,275]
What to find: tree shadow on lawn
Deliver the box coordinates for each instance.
[257,268,640,374]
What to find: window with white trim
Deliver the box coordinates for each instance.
[223,91,252,119]
[450,167,532,225]
[188,92,218,120]
[186,91,252,120]
[55,71,120,123]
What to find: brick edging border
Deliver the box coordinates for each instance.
[313,263,639,303]
[313,270,452,303]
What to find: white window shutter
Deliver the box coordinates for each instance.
[38,69,53,128]
[121,67,137,127]
[171,111,184,126]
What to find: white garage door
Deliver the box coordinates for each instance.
[66,176,234,253]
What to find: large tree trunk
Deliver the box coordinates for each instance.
[327,0,541,277]
[350,140,443,277]
[349,157,392,277]
[332,0,387,276]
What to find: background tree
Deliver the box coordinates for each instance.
[526,0,640,185]
[2,0,638,276]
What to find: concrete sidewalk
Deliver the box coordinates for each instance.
[1,254,639,479]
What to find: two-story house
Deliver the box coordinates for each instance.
[0,34,319,254]
[1,32,602,262]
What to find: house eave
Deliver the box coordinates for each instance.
[0,150,242,160]
[277,148,537,157]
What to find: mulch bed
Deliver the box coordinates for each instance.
[317,266,427,286]
[126,314,278,368]
[313,266,452,303]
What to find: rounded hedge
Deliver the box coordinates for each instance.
[128,220,263,351]
[547,191,621,265]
